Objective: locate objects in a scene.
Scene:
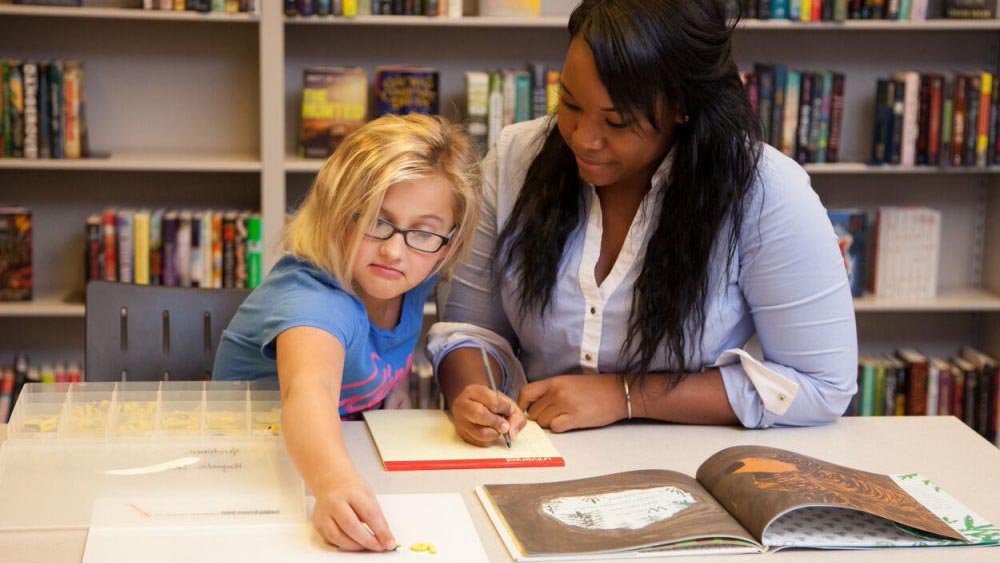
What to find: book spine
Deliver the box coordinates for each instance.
[781,70,800,158]
[827,72,845,163]
[816,71,833,163]
[860,362,875,416]
[190,212,202,288]
[222,212,236,288]
[754,64,774,146]
[161,211,179,287]
[513,70,531,123]
[9,63,24,158]
[0,208,32,302]
[964,73,981,166]
[545,69,560,116]
[808,73,824,163]
[247,213,262,289]
[176,210,192,287]
[464,71,489,155]
[916,73,931,165]
[927,74,943,166]
[976,71,992,166]
[941,77,954,166]
[486,70,504,151]
[202,210,214,288]
[22,62,38,159]
[952,73,968,166]
[116,210,134,284]
[889,79,905,165]
[770,64,787,149]
[48,62,63,160]
[212,212,223,288]
[101,209,118,282]
[134,210,150,285]
[798,72,814,164]
[937,365,952,416]
[150,209,163,286]
[235,211,249,288]
[85,214,102,282]
[529,62,547,120]
[1,62,8,158]
[63,61,81,159]
[37,62,49,159]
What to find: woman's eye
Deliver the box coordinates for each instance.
[560,98,581,112]
[410,231,435,243]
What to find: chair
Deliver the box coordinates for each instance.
[85,281,251,382]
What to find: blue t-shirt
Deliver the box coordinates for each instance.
[213,255,436,419]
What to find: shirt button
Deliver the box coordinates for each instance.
[584,353,592,362]
[590,306,596,315]
[778,394,786,402]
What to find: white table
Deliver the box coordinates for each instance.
[1,416,998,562]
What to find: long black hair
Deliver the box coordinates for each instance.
[495,0,761,384]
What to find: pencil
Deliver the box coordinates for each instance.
[479,344,512,449]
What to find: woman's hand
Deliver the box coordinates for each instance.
[517,375,626,433]
[450,383,527,447]
[382,379,412,410]
[311,470,397,552]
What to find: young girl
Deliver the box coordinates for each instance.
[212,114,480,551]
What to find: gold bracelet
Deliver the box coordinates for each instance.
[623,377,632,420]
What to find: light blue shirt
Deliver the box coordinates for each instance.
[430,117,857,428]
[213,255,435,419]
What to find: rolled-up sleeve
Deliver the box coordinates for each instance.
[721,148,858,428]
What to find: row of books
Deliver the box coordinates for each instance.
[741,65,846,164]
[0,355,83,424]
[84,209,263,290]
[285,0,463,16]
[141,0,259,12]
[870,71,1000,168]
[849,347,999,446]
[0,60,88,160]
[0,206,32,302]
[738,0,993,20]
[465,65,559,155]
[299,65,440,158]
[828,206,941,300]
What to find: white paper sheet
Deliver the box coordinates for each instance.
[83,493,489,563]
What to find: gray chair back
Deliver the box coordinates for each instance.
[85,281,251,382]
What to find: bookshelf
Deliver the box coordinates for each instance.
[2,2,1000,366]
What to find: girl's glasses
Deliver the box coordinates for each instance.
[352,213,455,253]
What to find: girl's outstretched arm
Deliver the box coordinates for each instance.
[277,326,397,552]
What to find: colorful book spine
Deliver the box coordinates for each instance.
[222,211,237,288]
[190,211,203,288]
[150,209,164,286]
[235,211,250,288]
[85,214,102,282]
[161,211,179,287]
[201,210,215,289]
[176,210,192,287]
[48,62,63,160]
[9,63,24,158]
[116,209,134,284]
[212,212,223,288]
[63,61,82,159]
[101,209,118,282]
[22,62,38,159]
[37,62,50,159]
[134,210,150,285]
[487,71,504,151]
[464,71,489,154]
[247,213,262,289]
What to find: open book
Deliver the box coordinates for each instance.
[363,409,564,471]
[477,445,999,561]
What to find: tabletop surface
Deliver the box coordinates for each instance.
[1,416,998,562]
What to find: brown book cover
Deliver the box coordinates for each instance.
[478,445,993,561]
[897,348,928,416]
[927,74,944,166]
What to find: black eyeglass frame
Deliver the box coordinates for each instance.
[351,213,456,253]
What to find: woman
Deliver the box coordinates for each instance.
[429,0,857,447]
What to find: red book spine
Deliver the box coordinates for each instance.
[383,456,565,472]
[927,74,943,166]
[101,209,117,282]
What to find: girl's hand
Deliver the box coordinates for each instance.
[312,471,397,552]
[517,375,626,433]
[451,383,527,447]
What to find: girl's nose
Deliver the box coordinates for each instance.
[378,232,406,259]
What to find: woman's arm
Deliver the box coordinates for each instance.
[517,370,737,433]
[277,327,396,552]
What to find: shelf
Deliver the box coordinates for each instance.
[853,289,1000,312]
[285,15,568,27]
[0,293,436,319]
[0,293,83,318]
[0,4,257,22]
[804,163,1000,174]
[285,156,325,173]
[282,15,1000,31]
[0,152,261,173]
[736,18,1000,31]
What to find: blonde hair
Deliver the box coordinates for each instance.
[284,113,481,289]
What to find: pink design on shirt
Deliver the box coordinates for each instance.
[339,352,414,415]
